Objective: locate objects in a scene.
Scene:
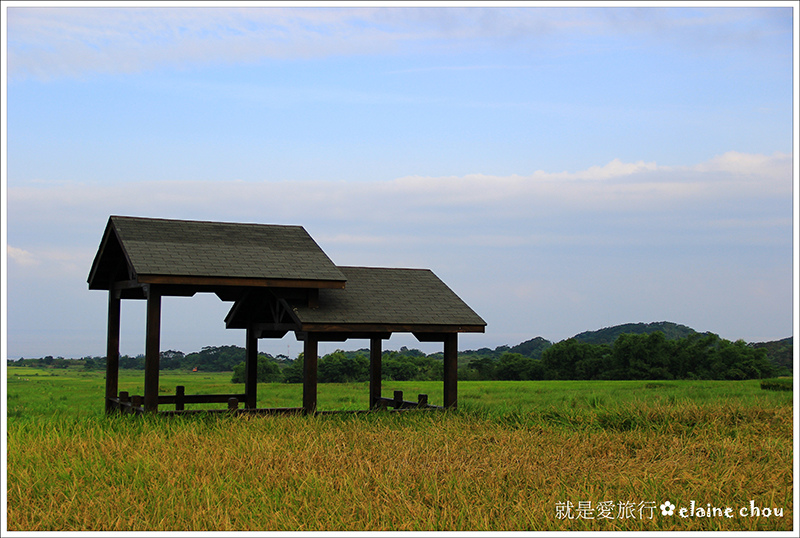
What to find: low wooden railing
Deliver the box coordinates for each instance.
[107,387,442,415]
[108,386,247,414]
[375,390,441,410]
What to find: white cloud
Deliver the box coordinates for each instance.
[7,246,38,267]
[387,151,791,212]
[6,151,792,271]
[7,244,95,278]
[8,151,791,226]
[692,150,792,178]
[6,6,789,80]
[568,158,660,180]
[7,6,491,80]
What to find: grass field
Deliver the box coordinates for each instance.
[5,366,795,531]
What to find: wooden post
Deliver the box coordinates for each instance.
[393,390,404,409]
[369,336,382,409]
[443,333,458,408]
[228,397,239,411]
[302,334,318,415]
[175,386,185,411]
[144,286,161,413]
[105,290,121,414]
[245,325,258,409]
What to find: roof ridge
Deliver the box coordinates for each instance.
[338,265,431,272]
[110,215,302,229]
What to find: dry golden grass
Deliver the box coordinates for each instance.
[6,401,793,532]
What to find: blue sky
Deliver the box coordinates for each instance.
[2,3,797,359]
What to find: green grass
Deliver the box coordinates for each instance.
[8,368,791,420]
[5,366,794,531]
[760,377,793,392]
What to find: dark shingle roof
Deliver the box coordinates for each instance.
[289,266,486,331]
[88,216,345,288]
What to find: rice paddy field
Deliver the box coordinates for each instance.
[4,366,795,532]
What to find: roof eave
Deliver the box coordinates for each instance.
[136,274,346,289]
[298,323,486,334]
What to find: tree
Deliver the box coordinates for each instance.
[231,355,282,383]
[318,351,369,383]
[120,354,144,369]
[408,354,442,380]
[542,340,599,379]
[383,358,417,381]
[468,357,496,380]
[184,345,247,372]
[282,355,304,384]
[494,352,537,380]
[399,346,426,357]
[611,332,671,380]
[160,350,185,370]
[715,339,773,380]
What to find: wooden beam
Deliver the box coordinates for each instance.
[111,279,144,290]
[443,332,458,409]
[104,290,121,414]
[160,407,304,417]
[414,332,448,342]
[295,331,391,342]
[256,329,290,339]
[147,285,197,297]
[144,286,162,413]
[300,323,485,334]
[119,287,147,300]
[376,394,440,410]
[158,392,247,405]
[215,288,247,302]
[303,334,318,415]
[245,325,258,409]
[369,336,382,409]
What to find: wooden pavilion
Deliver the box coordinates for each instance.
[88,216,486,415]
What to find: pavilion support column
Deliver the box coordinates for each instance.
[245,325,258,409]
[369,336,383,409]
[143,286,162,413]
[303,333,318,415]
[104,289,121,414]
[443,333,458,409]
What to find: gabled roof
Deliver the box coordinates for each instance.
[227,266,486,334]
[87,216,346,291]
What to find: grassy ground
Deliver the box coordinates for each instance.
[5,366,795,531]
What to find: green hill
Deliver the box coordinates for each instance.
[571,321,698,345]
[509,337,552,359]
[751,337,793,374]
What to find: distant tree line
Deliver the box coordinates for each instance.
[11,355,80,369]
[10,330,790,382]
[9,345,444,384]
[462,332,784,381]
[232,348,445,384]
[9,346,281,373]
